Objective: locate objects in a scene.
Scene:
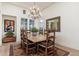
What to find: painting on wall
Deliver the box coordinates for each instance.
[4,20,15,32]
[46,16,60,32]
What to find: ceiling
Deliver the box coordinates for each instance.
[9,2,54,11]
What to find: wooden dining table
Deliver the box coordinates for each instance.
[26,33,55,55]
[27,34,46,43]
[27,34,47,54]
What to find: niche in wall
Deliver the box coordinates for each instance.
[2,15,16,43]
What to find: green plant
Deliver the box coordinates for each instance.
[31,27,38,32]
[5,31,14,37]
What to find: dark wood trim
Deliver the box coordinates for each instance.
[46,16,60,32]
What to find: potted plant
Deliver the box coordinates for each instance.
[5,31,14,37]
[31,27,38,36]
[3,31,15,43]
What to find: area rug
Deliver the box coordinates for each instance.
[9,44,69,56]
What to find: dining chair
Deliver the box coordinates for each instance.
[38,30,56,56]
[21,30,36,55]
[21,29,25,49]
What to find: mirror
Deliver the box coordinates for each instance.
[46,16,60,32]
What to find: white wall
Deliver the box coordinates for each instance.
[0,3,2,46]
[1,2,28,44]
[42,2,79,50]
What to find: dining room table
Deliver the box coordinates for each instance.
[27,33,47,54]
[27,33,46,43]
[26,32,55,55]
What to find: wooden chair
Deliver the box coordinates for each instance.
[21,30,36,55]
[38,30,56,56]
[21,29,25,48]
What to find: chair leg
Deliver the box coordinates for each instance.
[37,43,39,54]
[53,46,57,56]
[21,42,22,48]
[45,48,47,56]
[37,44,39,55]
[32,48,36,55]
[25,45,28,56]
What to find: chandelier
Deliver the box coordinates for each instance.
[28,2,41,19]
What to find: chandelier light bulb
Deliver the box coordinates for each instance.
[29,2,41,19]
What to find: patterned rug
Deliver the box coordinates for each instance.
[9,44,69,56]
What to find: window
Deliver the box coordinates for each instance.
[21,18,27,30]
[29,19,34,30]
[39,20,44,34]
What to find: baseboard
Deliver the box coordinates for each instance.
[55,43,79,51]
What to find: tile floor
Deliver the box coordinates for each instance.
[0,42,79,56]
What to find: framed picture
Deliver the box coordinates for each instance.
[46,16,60,32]
[4,20,15,32]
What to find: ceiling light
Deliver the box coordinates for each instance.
[28,2,41,19]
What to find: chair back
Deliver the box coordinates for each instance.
[46,30,55,45]
[21,29,28,42]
